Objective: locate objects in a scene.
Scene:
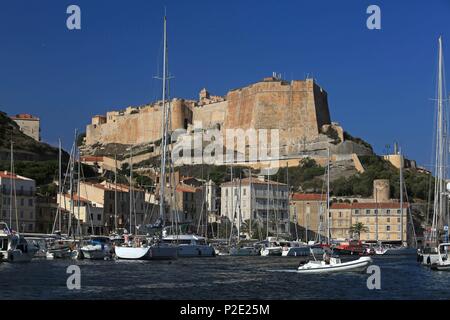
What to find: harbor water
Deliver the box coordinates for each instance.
[0,255,449,300]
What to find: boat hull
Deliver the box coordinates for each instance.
[261,247,282,256]
[297,257,372,274]
[115,246,178,260]
[177,245,215,257]
[2,249,36,263]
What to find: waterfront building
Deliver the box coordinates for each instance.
[290,193,327,242]
[221,177,290,237]
[57,193,105,235]
[35,196,58,234]
[0,171,36,232]
[10,113,41,141]
[77,181,146,233]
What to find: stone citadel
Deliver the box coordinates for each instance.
[83,75,373,167]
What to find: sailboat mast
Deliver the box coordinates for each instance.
[114,154,118,232]
[399,147,404,244]
[159,15,168,225]
[58,139,62,232]
[9,141,13,228]
[129,147,133,235]
[327,147,330,245]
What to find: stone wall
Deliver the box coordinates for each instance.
[86,99,192,146]
[224,78,330,149]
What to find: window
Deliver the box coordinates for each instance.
[29,212,33,219]
[97,214,101,221]
[397,209,401,214]
[28,199,33,206]
[397,218,401,223]
[20,211,24,218]
[374,209,378,215]
[28,224,33,232]
[366,210,370,215]
[387,218,390,223]
[225,190,228,196]
[386,209,390,215]
[243,189,247,196]
[386,225,391,231]
[397,225,401,231]
[339,212,342,218]
[354,209,359,215]
[20,198,24,206]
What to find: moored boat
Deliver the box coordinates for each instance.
[0,222,38,263]
[297,256,372,274]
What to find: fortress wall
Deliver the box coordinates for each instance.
[86,100,192,145]
[223,78,331,148]
[192,100,227,129]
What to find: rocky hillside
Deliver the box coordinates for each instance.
[0,111,62,161]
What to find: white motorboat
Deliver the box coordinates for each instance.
[297,256,372,274]
[430,243,450,271]
[418,246,442,266]
[162,234,215,257]
[260,237,283,256]
[0,222,38,263]
[81,236,113,260]
[375,244,416,255]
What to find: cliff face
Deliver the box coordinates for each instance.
[0,111,61,161]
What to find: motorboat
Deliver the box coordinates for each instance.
[297,256,372,274]
[260,237,284,256]
[375,244,416,255]
[81,236,113,260]
[332,240,365,256]
[0,222,38,263]
[417,246,442,265]
[162,234,215,257]
[430,243,450,271]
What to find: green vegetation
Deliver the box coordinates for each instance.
[343,131,373,152]
[273,158,326,192]
[349,222,369,240]
[331,155,432,201]
[0,111,63,161]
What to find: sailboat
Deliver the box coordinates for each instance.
[0,142,38,262]
[375,147,416,255]
[418,36,449,266]
[115,15,178,261]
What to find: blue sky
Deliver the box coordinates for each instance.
[0,0,449,168]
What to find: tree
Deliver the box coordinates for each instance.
[349,222,369,240]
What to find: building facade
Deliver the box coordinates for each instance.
[221,177,290,237]
[0,171,36,232]
[290,193,327,242]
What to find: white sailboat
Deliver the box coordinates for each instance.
[418,36,449,266]
[115,15,178,261]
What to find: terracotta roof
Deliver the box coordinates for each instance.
[292,193,325,201]
[10,113,39,120]
[61,193,90,204]
[0,171,32,181]
[221,178,287,187]
[176,183,201,193]
[330,203,353,209]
